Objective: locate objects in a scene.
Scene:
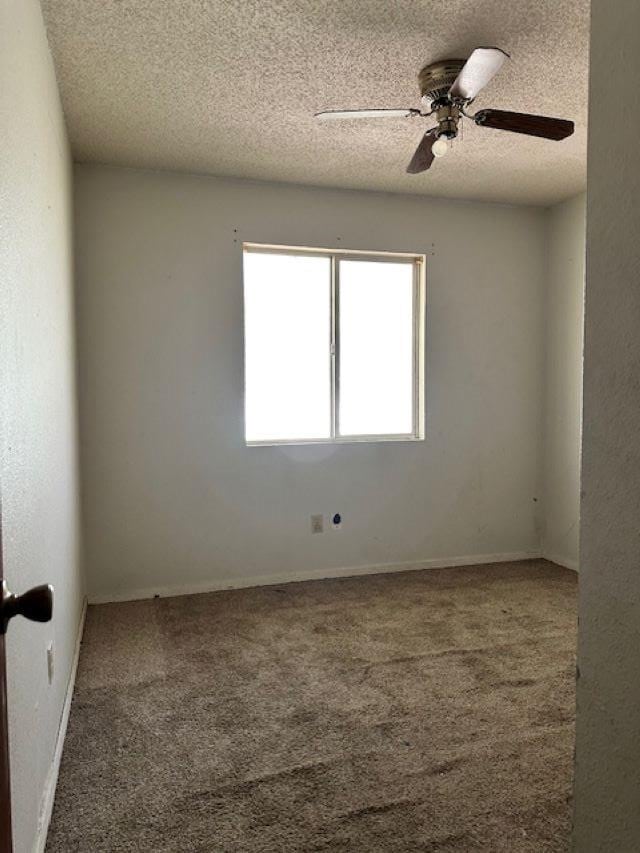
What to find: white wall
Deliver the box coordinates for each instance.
[573,0,640,847]
[0,1,84,851]
[541,194,586,571]
[74,164,547,602]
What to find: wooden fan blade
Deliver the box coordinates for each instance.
[449,47,509,100]
[474,109,574,140]
[406,129,437,174]
[315,108,420,120]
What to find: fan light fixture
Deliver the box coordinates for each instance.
[431,136,449,158]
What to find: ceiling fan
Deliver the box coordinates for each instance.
[315,48,574,173]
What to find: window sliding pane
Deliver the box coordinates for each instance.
[338,259,415,436]
[244,252,331,442]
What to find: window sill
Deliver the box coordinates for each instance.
[246,434,424,447]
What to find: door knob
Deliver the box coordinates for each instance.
[1,581,53,634]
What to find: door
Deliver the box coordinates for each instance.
[0,513,11,853]
[0,502,54,853]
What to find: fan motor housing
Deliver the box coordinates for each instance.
[418,59,466,106]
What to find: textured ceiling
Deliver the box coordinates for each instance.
[41,0,590,206]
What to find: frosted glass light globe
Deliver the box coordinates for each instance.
[431,136,449,158]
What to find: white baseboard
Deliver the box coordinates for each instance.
[34,598,87,853]
[89,551,543,604]
[542,551,579,572]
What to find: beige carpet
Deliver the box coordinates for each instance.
[46,560,577,852]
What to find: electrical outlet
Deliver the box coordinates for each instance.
[47,642,54,685]
[311,514,324,534]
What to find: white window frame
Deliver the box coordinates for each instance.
[243,242,426,446]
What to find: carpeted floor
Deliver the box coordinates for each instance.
[46,560,577,852]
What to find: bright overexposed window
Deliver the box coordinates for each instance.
[243,244,424,445]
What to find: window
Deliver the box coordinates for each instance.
[243,244,425,445]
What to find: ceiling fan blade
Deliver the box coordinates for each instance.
[315,108,420,120]
[474,109,574,140]
[449,47,509,100]
[406,129,438,174]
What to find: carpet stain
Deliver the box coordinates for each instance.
[46,559,577,852]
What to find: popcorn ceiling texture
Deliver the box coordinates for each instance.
[41,0,589,205]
